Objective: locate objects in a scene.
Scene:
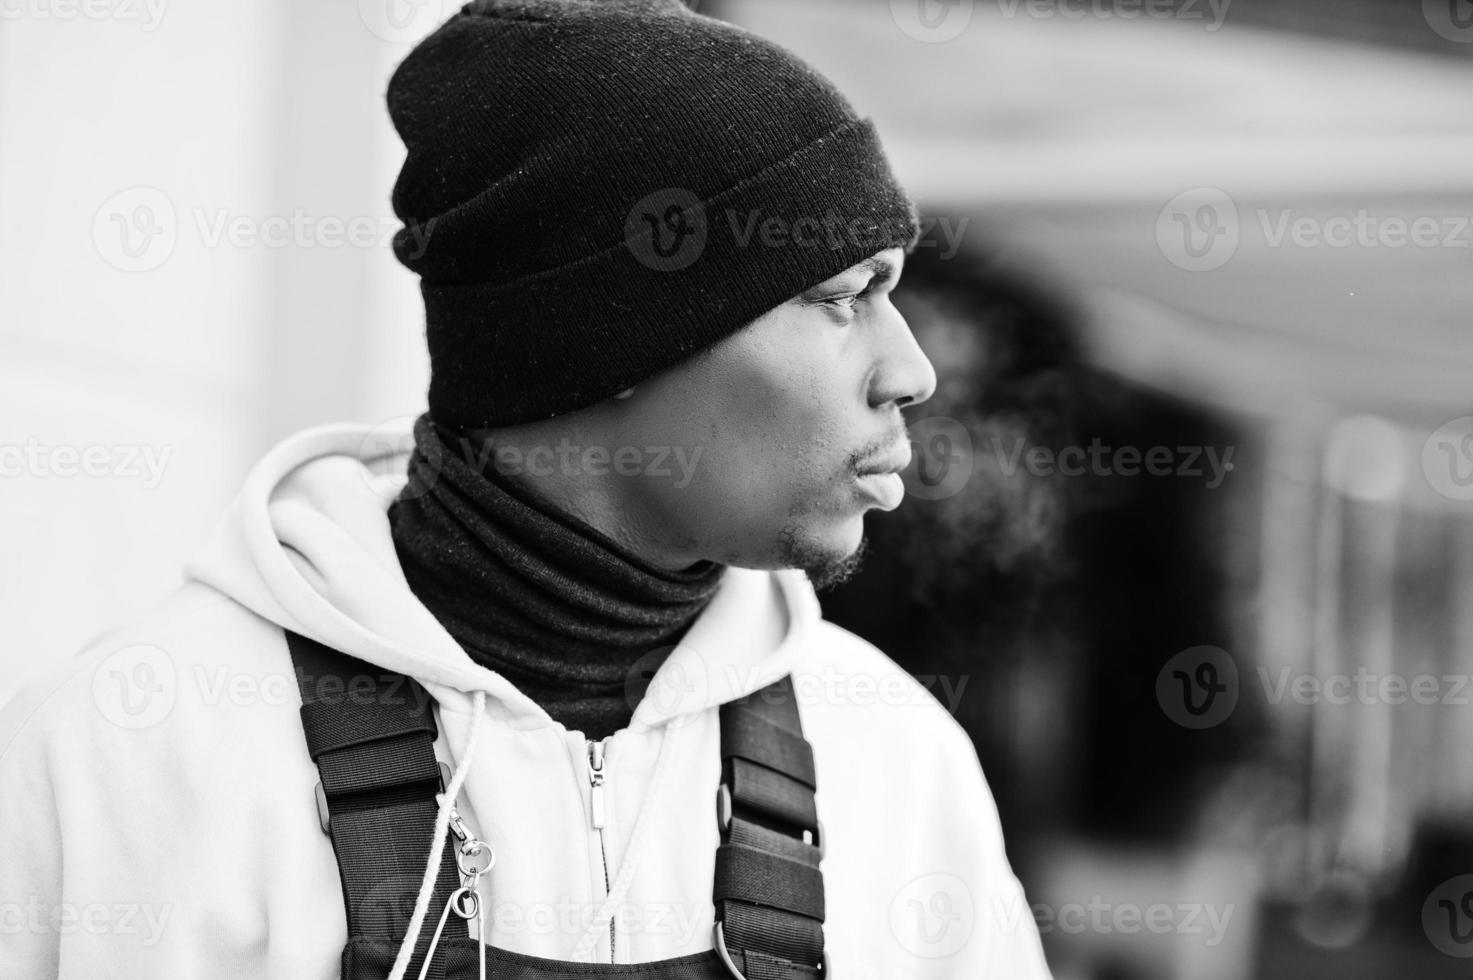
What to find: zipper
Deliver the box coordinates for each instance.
[586,737,615,961]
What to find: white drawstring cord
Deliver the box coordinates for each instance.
[387,689,489,980]
[568,719,680,961]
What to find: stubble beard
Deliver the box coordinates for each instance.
[777,524,869,592]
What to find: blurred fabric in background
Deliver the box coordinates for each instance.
[3,1,1471,977]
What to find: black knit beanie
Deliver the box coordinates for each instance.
[388,0,920,430]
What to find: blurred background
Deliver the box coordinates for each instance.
[2,1,1471,977]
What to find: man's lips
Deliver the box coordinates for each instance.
[854,442,913,478]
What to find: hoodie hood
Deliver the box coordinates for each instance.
[184,418,818,732]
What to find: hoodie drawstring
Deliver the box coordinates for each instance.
[387,689,489,980]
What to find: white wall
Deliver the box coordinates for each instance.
[0,1,437,705]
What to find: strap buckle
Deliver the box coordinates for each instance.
[713,921,829,979]
[716,782,825,860]
[316,761,451,835]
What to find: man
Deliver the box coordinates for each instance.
[0,1,1052,977]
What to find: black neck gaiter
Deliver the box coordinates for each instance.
[388,415,723,740]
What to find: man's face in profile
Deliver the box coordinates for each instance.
[606,245,937,587]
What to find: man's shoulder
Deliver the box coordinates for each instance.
[0,583,293,769]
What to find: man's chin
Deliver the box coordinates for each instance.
[777,525,868,592]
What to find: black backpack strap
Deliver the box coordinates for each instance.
[287,629,462,980]
[713,675,827,979]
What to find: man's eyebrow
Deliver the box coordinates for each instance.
[859,255,899,281]
[801,255,901,299]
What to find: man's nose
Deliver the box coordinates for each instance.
[868,309,937,410]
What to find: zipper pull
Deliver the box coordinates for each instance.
[586,739,607,830]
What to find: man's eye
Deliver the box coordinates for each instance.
[824,287,871,314]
